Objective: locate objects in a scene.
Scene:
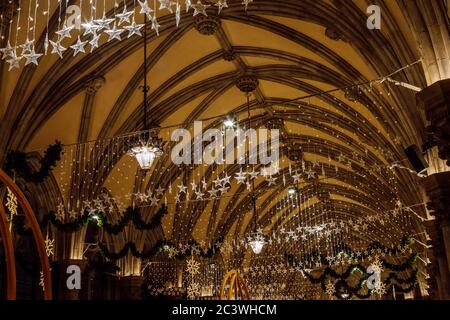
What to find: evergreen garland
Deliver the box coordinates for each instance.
[12,205,168,235]
[4,141,62,183]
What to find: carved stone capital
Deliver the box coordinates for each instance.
[194,14,221,36]
[85,76,106,95]
[235,74,259,93]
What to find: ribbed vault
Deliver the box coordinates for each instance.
[0,0,430,278]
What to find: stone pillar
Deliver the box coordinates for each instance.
[422,172,450,299]
[54,259,87,300]
[119,276,144,300]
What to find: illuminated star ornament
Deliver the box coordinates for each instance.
[215,0,228,14]
[105,25,125,42]
[159,0,176,13]
[138,0,154,18]
[0,41,14,59]
[124,20,144,38]
[192,0,210,16]
[50,40,66,59]
[7,52,21,71]
[116,7,134,25]
[151,15,161,36]
[70,37,89,56]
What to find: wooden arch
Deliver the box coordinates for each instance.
[220,270,250,300]
[0,169,52,300]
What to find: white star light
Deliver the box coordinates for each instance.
[185,0,192,12]
[89,32,101,52]
[176,2,181,27]
[23,49,42,66]
[82,21,102,36]
[20,38,34,54]
[0,41,14,59]
[116,7,134,25]
[151,15,161,36]
[215,0,228,14]
[94,15,115,30]
[70,37,88,56]
[124,20,144,38]
[55,24,74,40]
[192,1,210,16]
[50,40,66,59]
[138,0,154,18]
[7,52,21,71]
[105,25,125,42]
[159,0,175,13]
[235,169,247,184]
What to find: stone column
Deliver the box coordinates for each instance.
[119,276,144,300]
[422,172,450,299]
[54,259,87,300]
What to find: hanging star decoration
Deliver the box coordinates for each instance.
[124,20,144,38]
[44,235,55,257]
[192,0,210,16]
[151,15,161,36]
[6,53,19,71]
[70,37,89,56]
[116,7,134,25]
[105,25,125,42]
[50,40,66,59]
[138,0,154,18]
[55,24,74,40]
[89,32,101,52]
[94,15,115,30]
[81,21,101,37]
[215,0,228,14]
[23,48,43,66]
[176,2,181,27]
[5,187,18,218]
[235,169,247,184]
[0,41,14,60]
[159,0,176,13]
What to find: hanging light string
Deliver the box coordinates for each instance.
[142,13,149,131]
[28,59,423,152]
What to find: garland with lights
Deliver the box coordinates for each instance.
[98,238,223,261]
[12,205,168,235]
[4,141,62,183]
[286,235,414,267]
[305,254,419,299]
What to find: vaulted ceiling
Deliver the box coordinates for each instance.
[0,0,429,263]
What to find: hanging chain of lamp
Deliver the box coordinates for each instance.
[128,14,164,170]
[244,92,267,255]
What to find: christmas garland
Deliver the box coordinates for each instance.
[4,141,62,183]
[12,205,168,235]
[323,271,419,300]
[286,235,414,268]
[305,253,418,284]
[97,238,223,261]
[98,240,171,260]
[307,254,419,299]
